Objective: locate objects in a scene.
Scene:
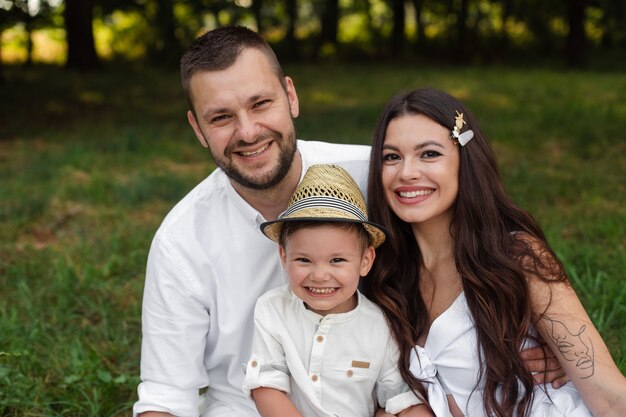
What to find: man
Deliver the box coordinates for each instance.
[134,26,566,417]
[133,26,370,417]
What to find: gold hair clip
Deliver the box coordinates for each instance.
[451,111,474,146]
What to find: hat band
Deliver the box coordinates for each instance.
[281,196,367,221]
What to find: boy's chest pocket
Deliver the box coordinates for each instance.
[328,359,375,383]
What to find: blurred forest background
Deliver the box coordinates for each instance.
[1,0,625,416]
[1,0,625,72]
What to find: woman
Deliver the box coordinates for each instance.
[363,88,626,417]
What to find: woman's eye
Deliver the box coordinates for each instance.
[382,153,400,162]
[422,150,442,159]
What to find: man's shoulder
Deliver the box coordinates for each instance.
[298,139,370,163]
[257,284,291,305]
[298,140,371,194]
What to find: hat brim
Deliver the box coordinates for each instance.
[261,217,387,249]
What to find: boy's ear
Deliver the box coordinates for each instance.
[359,246,376,277]
[278,245,287,268]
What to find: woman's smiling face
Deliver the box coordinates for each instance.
[381,114,460,228]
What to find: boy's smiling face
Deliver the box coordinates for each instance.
[279,224,375,316]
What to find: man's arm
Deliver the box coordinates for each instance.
[520,342,569,388]
[251,387,304,417]
[134,235,211,416]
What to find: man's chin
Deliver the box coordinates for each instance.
[225,168,286,191]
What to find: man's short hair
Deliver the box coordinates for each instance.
[180,26,286,112]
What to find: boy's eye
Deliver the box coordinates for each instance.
[330,258,345,263]
[295,257,310,263]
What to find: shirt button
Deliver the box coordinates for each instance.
[346,369,353,377]
[251,360,258,368]
[316,335,324,343]
[311,374,319,382]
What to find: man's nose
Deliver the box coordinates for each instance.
[235,113,260,142]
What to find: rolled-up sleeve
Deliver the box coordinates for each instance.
[134,380,200,417]
[242,299,290,396]
[376,339,422,415]
[134,234,211,417]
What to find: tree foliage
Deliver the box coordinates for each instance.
[1,0,624,70]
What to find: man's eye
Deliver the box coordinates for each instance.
[253,99,271,108]
[211,114,230,124]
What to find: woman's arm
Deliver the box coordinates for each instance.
[251,387,305,417]
[528,259,626,416]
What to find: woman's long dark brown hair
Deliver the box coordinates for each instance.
[362,88,568,417]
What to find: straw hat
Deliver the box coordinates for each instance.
[260,164,387,248]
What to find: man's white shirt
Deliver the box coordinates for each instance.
[134,140,371,417]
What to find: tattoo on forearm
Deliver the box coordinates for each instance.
[540,315,594,378]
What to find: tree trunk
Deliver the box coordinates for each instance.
[284,0,298,59]
[412,0,425,46]
[498,0,512,54]
[0,30,4,85]
[566,0,587,68]
[456,0,470,58]
[25,14,33,66]
[252,0,264,33]
[153,0,181,66]
[64,0,100,70]
[320,0,339,46]
[390,0,405,57]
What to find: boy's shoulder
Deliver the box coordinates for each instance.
[356,290,384,316]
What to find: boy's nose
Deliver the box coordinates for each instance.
[310,265,331,282]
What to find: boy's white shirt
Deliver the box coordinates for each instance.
[243,285,421,416]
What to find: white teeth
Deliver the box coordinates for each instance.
[398,189,433,198]
[240,144,269,157]
[307,287,337,294]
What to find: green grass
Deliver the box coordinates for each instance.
[1,63,624,415]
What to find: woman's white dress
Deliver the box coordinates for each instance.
[409,292,593,417]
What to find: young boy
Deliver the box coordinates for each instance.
[242,164,433,417]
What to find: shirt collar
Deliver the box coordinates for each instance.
[292,288,363,324]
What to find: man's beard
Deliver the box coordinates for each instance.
[215,129,297,191]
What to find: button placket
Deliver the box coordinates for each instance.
[308,317,330,399]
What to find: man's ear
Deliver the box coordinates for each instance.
[187,110,209,148]
[284,76,299,119]
[359,246,376,277]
